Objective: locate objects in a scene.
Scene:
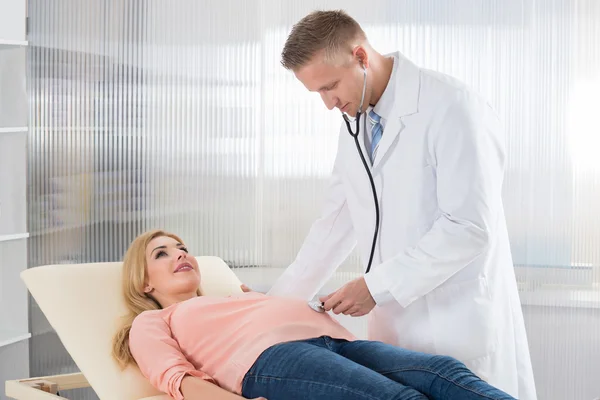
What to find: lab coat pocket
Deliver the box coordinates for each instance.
[428,277,498,362]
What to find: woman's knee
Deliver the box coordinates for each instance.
[430,354,471,374]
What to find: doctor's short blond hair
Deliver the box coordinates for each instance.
[281,9,367,70]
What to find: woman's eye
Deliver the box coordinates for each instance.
[181,247,188,253]
[156,250,167,258]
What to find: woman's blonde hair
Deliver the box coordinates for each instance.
[111,229,201,368]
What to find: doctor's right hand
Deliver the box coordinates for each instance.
[320,277,376,316]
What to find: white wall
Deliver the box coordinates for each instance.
[0,0,29,397]
[0,341,29,400]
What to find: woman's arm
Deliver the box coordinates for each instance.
[129,313,230,400]
[181,376,266,399]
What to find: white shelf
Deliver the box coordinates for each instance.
[0,330,31,348]
[0,232,29,242]
[0,40,28,49]
[0,126,27,134]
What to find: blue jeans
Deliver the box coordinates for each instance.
[242,336,515,400]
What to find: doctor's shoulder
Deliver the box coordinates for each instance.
[420,78,505,160]
[417,69,498,122]
[418,68,496,113]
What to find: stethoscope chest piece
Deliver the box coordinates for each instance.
[308,300,325,313]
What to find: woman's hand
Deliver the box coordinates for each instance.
[241,284,253,293]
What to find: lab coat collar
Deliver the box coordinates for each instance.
[390,51,421,118]
[371,52,421,169]
[373,54,398,123]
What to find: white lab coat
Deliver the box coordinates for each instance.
[267,52,537,400]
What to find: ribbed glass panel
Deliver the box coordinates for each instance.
[26,1,599,399]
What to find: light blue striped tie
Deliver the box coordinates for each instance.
[368,109,383,162]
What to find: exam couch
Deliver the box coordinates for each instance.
[4,257,244,399]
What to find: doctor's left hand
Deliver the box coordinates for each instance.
[319,277,376,317]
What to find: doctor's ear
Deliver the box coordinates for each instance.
[352,46,369,70]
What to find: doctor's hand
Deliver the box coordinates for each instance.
[319,277,376,317]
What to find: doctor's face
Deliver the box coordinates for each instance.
[294,51,370,117]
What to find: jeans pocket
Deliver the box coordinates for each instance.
[427,277,498,362]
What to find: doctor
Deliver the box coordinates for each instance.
[267,9,537,400]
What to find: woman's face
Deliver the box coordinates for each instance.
[144,235,201,307]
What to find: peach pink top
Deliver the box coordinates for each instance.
[129,292,356,399]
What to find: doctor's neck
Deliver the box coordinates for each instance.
[366,51,394,107]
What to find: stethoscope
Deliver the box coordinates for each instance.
[342,64,380,276]
[308,64,380,314]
